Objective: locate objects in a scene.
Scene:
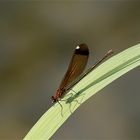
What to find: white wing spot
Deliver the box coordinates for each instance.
[76,46,80,49]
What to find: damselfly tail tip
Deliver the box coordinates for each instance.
[107,49,114,56]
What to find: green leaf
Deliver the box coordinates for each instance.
[24,44,140,140]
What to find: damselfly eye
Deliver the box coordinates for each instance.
[51,96,56,103]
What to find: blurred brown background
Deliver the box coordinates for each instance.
[0,1,140,140]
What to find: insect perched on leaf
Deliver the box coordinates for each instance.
[51,44,113,107]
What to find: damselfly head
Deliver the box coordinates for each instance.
[51,96,57,103]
